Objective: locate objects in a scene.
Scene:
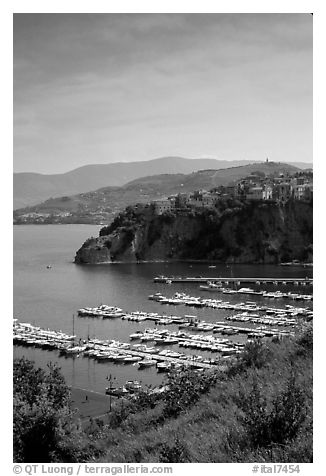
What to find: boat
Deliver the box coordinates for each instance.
[106,386,129,397]
[200,281,223,291]
[111,354,128,362]
[237,287,256,295]
[130,332,143,340]
[154,337,167,345]
[178,323,191,329]
[148,292,164,301]
[125,380,142,392]
[142,346,157,353]
[138,359,156,368]
[163,338,179,344]
[156,362,173,372]
[140,334,156,342]
[123,355,142,363]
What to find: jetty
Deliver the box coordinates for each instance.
[153,276,313,285]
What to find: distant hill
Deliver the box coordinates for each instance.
[13,157,312,209]
[14,161,302,225]
[126,161,302,192]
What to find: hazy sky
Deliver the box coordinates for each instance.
[13,13,312,174]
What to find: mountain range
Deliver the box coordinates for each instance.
[14,161,305,225]
[13,157,312,209]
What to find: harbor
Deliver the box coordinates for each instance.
[13,225,313,394]
[14,277,311,379]
[14,274,313,375]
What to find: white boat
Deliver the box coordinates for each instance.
[138,359,156,368]
[237,287,255,294]
[125,380,142,391]
[130,332,143,340]
[157,362,173,372]
[112,354,128,362]
[123,355,142,363]
[140,335,156,342]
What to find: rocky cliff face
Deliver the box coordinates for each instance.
[74,200,313,264]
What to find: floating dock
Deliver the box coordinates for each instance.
[154,276,313,285]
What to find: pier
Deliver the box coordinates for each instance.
[154,276,313,285]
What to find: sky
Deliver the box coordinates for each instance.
[13,13,312,174]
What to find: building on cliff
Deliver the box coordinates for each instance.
[150,169,312,215]
[152,199,174,215]
[246,186,264,200]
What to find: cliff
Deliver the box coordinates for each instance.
[74,200,313,264]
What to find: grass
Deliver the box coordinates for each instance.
[14,324,312,463]
[89,324,312,463]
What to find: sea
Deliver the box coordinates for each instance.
[13,225,313,395]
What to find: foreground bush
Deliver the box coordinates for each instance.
[13,358,102,462]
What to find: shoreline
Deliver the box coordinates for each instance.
[69,386,113,423]
[74,259,313,266]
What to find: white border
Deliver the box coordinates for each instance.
[3,2,324,474]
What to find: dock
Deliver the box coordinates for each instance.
[154,276,313,285]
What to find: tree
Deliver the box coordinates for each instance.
[13,358,100,463]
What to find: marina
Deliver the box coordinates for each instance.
[13,320,226,370]
[14,225,313,395]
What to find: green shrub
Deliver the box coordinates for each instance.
[13,358,102,463]
[228,340,271,376]
[232,370,308,450]
[162,368,218,418]
[159,437,189,463]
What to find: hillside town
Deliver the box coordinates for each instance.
[151,167,313,215]
[13,163,313,224]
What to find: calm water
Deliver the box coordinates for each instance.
[14,225,313,394]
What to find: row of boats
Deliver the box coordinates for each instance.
[77,297,311,333]
[130,328,246,352]
[149,292,313,317]
[13,320,226,371]
[129,325,295,348]
[199,283,312,300]
[154,276,312,286]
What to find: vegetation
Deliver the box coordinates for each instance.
[13,358,101,462]
[14,325,312,463]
